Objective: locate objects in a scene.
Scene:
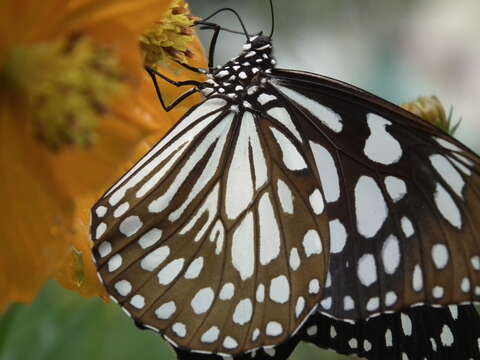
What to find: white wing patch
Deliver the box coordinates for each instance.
[107,98,227,204]
[364,113,403,165]
[274,83,343,133]
[270,127,308,171]
[309,141,340,203]
[226,112,267,220]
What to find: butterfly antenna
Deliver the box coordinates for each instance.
[269,0,275,38]
[200,7,250,40]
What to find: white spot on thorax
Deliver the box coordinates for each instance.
[355,176,388,238]
[364,113,402,165]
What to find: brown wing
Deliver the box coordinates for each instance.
[90,96,329,356]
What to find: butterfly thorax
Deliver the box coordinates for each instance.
[201,35,276,102]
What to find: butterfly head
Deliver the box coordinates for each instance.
[205,32,275,101]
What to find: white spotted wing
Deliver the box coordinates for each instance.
[91,95,330,355]
[268,68,480,322]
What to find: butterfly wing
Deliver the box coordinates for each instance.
[265,68,480,321]
[300,304,480,359]
[245,68,480,358]
[91,95,330,356]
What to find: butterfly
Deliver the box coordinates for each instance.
[90,2,480,359]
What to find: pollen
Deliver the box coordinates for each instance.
[0,35,125,151]
[139,0,199,68]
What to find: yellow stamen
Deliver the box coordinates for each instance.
[139,0,199,68]
[0,34,125,151]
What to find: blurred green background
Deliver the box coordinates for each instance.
[1,0,479,359]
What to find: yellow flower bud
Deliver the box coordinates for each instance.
[402,96,462,135]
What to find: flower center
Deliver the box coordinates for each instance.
[0,34,125,151]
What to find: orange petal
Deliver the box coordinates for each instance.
[0,99,73,312]
[63,0,175,34]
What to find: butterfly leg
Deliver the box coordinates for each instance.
[195,21,222,69]
[145,66,209,112]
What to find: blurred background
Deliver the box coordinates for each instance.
[1,0,479,359]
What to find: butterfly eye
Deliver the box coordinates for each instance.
[91,2,480,360]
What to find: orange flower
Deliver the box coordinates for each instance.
[0,0,206,311]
